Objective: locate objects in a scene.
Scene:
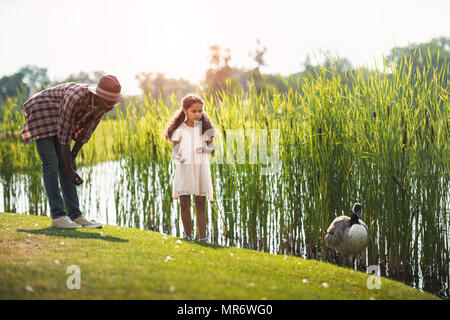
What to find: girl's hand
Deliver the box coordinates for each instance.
[196,143,215,154]
[172,141,186,163]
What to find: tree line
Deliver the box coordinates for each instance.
[1,36,449,108]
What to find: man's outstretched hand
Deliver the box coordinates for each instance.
[63,168,84,185]
[61,143,83,185]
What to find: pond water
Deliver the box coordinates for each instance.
[1,159,448,299]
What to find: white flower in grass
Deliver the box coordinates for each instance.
[302,279,308,284]
[25,286,33,292]
[164,256,174,263]
[54,260,60,264]
[60,241,64,245]
[175,240,182,245]
[322,282,329,288]
[169,285,175,293]
[369,296,376,300]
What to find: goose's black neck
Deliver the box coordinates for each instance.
[350,213,360,225]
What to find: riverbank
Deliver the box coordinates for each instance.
[0,212,439,300]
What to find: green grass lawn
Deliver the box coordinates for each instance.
[0,212,440,300]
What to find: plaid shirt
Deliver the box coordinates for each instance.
[21,83,107,145]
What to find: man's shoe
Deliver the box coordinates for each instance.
[72,215,103,229]
[51,216,82,229]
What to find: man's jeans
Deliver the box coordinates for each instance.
[35,136,82,220]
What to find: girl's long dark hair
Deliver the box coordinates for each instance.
[163,94,216,142]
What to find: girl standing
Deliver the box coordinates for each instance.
[163,94,216,241]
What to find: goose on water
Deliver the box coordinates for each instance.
[325,203,368,256]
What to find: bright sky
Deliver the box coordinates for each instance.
[1,0,449,95]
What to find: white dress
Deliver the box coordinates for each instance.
[171,122,213,201]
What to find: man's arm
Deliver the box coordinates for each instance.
[71,141,84,170]
[71,141,83,157]
[61,144,83,185]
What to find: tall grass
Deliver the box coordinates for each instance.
[0,55,449,297]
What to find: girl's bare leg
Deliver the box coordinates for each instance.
[194,195,207,241]
[180,195,192,238]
